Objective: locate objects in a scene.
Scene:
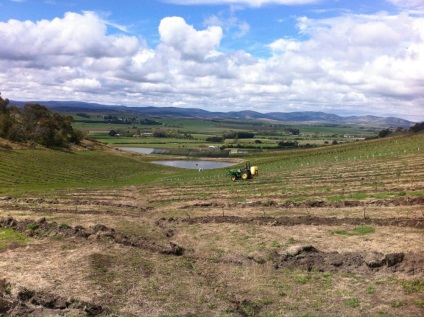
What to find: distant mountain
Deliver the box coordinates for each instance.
[10,100,120,113]
[266,111,343,122]
[10,100,415,127]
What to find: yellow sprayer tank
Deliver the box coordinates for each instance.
[250,166,258,176]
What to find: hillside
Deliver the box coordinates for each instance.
[0,133,423,316]
[11,100,415,127]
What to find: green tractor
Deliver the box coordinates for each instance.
[226,161,259,181]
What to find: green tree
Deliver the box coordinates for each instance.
[378,128,392,138]
[0,94,83,147]
[410,122,424,133]
[108,130,117,137]
[0,92,9,114]
[152,128,167,137]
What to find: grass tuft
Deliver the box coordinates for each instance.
[400,279,424,294]
[0,228,28,248]
[331,226,375,236]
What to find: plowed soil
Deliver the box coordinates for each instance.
[174,215,424,228]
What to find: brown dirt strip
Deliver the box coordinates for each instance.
[181,197,424,209]
[8,197,152,211]
[164,215,424,229]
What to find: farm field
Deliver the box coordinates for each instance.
[0,133,423,316]
[70,111,378,151]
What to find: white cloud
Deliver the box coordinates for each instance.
[0,11,423,121]
[0,11,139,65]
[386,0,424,7]
[203,11,250,38]
[65,78,102,91]
[158,16,223,61]
[269,38,301,53]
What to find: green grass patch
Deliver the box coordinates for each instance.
[0,149,169,194]
[415,300,424,309]
[366,285,375,294]
[345,297,360,308]
[327,195,344,202]
[328,193,369,201]
[400,279,424,294]
[410,190,424,198]
[0,228,28,248]
[349,193,369,200]
[285,197,309,203]
[331,226,375,236]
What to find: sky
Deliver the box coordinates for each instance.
[0,0,424,121]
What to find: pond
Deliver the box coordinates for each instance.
[117,147,236,169]
[152,160,235,170]
[118,147,154,154]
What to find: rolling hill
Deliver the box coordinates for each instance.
[10,100,415,127]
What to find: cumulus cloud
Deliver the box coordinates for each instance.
[0,10,423,120]
[158,16,223,61]
[0,11,139,66]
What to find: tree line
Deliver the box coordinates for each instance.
[375,123,424,139]
[0,93,84,148]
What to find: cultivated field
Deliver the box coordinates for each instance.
[0,133,423,316]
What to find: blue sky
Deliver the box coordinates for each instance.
[1,0,424,121]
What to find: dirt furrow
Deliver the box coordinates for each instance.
[180,196,424,209]
[160,215,424,228]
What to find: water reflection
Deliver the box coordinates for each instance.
[118,147,235,169]
[152,160,235,170]
[118,147,154,154]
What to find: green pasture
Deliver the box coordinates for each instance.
[72,111,378,149]
[89,133,205,147]
[89,132,353,150]
[0,132,423,197]
[73,115,250,135]
[0,148,169,195]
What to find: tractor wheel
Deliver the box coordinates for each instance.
[231,175,237,181]
[241,172,249,180]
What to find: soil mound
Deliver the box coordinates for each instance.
[0,217,184,256]
[276,245,424,276]
[0,279,104,316]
